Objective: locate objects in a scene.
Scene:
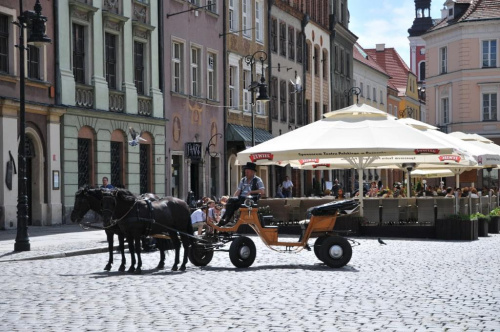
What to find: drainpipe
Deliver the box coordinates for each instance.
[222,0,228,194]
[268,0,274,196]
[54,0,60,105]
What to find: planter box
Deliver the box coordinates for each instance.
[489,216,500,233]
[478,218,489,237]
[436,219,478,241]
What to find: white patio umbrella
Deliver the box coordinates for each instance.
[236,104,463,216]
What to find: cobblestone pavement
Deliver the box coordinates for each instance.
[0,227,499,331]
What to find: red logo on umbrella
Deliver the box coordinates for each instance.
[415,149,440,154]
[439,155,461,163]
[312,164,331,168]
[299,159,319,165]
[250,153,274,162]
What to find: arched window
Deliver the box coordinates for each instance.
[139,132,153,194]
[419,61,426,81]
[111,130,127,188]
[78,126,95,187]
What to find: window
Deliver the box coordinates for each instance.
[322,50,327,80]
[441,97,449,124]
[314,47,319,76]
[288,27,295,60]
[0,14,9,73]
[296,92,303,125]
[367,85,370,100]
[229,65,237,108]
[279,22,286,57]
[334,46,338,71]
[340,49,344,75]
[419,61,426,81]
[289,82,295,124]
[306,43,311,72]
[373,87,376,102]
[346,57,350,78]
[380,91,383,104]
[191,47,200,96]
[207,53,216,100]
[440,47,447,74]
[482,40,497,68]
[105,33,117,89]
[255,0,263,42]
[483,93,497,121]
[228,0,236,32]
[296,31,302,63]
[360,82,364,97]
[73,24,85,84]
[242,0,250,38]
[134,41,144,95]
[280,80,286,122]
[27,45,40,80]
[172,41,183,93]
[189,0,200,5]
[271,18,277,53]
[271,76,278,120]
[207,0,217,13]
[243,69,250,112]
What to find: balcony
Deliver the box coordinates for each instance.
[109,90,125,113]
[75,84,94,109]
[137,95,152,116]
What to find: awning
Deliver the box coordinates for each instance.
[226,124,274,146]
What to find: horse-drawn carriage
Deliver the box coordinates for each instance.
[189,197,359,268]
[71,188,359,272]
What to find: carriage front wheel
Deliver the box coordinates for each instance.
[229,236,256,268]
[188,242,214,266]
[319,236,352,268]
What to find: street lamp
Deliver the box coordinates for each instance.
[344,86,361,105]
[14,0,51,252]
[244,50,270,147]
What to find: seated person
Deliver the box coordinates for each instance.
[219,162,265,226]
[191,205,208,235]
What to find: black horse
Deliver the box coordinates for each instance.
[108,188,193,273]
[70,187,173,272]
[71,187,127,272]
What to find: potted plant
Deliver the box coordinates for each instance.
[488,207,500,233]
[471,212,489,237]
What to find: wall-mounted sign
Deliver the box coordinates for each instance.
[186,142,202,161]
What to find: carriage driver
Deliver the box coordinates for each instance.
[218,162,265,226]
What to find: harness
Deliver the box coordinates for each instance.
[119,198,156,236]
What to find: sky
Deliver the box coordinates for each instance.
[349,0,444,66]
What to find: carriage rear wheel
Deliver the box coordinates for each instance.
[313,235,329,262]
[229,236,256,268]
[319,236,352,268]
[188,242,214,266]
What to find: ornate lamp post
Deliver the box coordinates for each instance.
[14,0,51,252]
[244,50,270,147]
[344,86,361,105]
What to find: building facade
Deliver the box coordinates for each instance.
[422,0,500,188]
[269,0,304,197]
[57,0,165,222]
[0,0,63,228]
[224,0,272,196]
[163,0,224,202]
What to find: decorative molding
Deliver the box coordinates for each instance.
[72,9,89,21]
[103,0,120,14]
[133,2,148,24]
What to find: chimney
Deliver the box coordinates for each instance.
[376,44,385,52]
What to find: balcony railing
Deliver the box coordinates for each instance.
[109,90,125,113]
[138,95,152,116]
[75,84,94,108]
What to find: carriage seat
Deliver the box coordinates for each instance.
[308,199,359,217]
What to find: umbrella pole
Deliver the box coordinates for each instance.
[358,167,364,217]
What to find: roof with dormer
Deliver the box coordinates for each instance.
[364,47,411,94]
[353,43,390,78]
[429,0,500,32]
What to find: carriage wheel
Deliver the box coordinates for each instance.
[188,242,214,266]
[313,235,329,262]
[319,236,352,268]
[229,236,256,268]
